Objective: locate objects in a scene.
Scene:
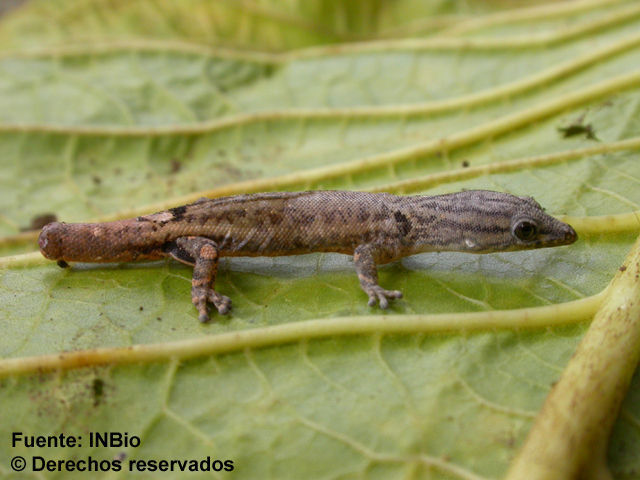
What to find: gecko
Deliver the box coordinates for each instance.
[38,190,577,322]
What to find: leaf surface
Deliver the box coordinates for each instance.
[1,1,640,479]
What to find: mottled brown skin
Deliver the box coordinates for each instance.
[38,190,577,322]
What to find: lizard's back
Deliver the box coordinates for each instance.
[149,191,398,256]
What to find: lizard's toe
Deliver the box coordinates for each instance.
[366,287,402,309]
[208,291,232,315]
[192,294,210,322]
[378,295,389,310]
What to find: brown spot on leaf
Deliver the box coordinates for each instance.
[92,378,105,407]
[25,213,58,231]
[557,123,598,140]
[170,158,182,173]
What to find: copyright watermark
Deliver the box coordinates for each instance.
[8,432,234,473]
[11,456,26,471]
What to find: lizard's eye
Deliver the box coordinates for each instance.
[513,219,538,241]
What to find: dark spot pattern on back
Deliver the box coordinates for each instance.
[394,211,412,236]
[268,213,283,225]
[169,205,188,220]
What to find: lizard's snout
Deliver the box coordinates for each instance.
[562,224,578,245]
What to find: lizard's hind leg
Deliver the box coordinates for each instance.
[169,236,231,322]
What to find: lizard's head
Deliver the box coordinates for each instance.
[502,195,577,251]
[461,191,577,252]
[412,190,577,254]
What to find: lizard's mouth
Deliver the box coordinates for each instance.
[549,223,578,247]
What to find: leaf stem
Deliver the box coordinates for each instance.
[2,33,640,134]
[0,291,604,378]
[506,233,640,479]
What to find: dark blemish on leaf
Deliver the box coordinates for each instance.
[139,306,144,311]
[619,265,627,272]
[394,211,411,236]
[557,124,598,140]
[92,175,102,185]
[92,378,105,407]
[170,158,182,174]
[57,260,69,268]
[461,160,470,168]
[25,213,58,231]
[157,317,162,321]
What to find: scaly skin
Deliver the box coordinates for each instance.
[38,190,577,322]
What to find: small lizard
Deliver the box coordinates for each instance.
[38,190,577,322]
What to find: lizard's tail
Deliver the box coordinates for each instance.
[38,220,165,263]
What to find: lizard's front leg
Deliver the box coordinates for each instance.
[353,244,402,309]
[171,236,231,322]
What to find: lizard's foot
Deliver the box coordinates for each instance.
[365,286,402,309]
[208,290,232,316]
[192,286,232,322]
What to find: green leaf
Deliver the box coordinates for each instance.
[1,1,640,478]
